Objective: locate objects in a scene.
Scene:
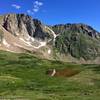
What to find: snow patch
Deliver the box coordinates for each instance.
[45,26,58,45]
[33,41,46,49]
[30,37,35,42]
[40,41,46,47]
[25,35,35,42]
[3,39,10,48]
[45,26,57,39]
[6,49,15,53]
[19,37,46,49]
[51,69,56,77]
[14,43,24,48]
[48,49,51,54]
[19,38,32,46]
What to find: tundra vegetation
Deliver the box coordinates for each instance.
[0,51,100,100]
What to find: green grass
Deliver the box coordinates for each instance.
[0,51,100,100]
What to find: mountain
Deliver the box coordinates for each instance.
[52,24,100,60]
[0,14,54,53]
[0,14,100,63]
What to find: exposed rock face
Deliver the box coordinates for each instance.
[16,14,35,37]
[52,24,100,60]
[0,31,3,43]
[0,13,100,63]
[0,14,53,55]
[52,23,100,38]
[0,14,52,40]
[33,19,51,40]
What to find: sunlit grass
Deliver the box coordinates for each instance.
[0,51,100,100]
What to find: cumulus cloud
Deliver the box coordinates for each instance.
[33,1,43,13]
[12,4,21,9]
[27,10,34,15]
[33,8,39,12]
[34,1,43,6]
[27,0,43,15]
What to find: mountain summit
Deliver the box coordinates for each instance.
[0,14,100,63]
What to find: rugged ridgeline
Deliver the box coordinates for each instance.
[52,24,100,62]
[0,14,100,63]
[0,14,54,54]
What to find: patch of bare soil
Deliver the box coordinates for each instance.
[46,68,80,77]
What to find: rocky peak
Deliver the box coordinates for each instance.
[0,13,100,63]
[0,14,52,40]
[33,19,50,40]
[52,23,100,38]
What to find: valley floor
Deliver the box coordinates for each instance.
[0,51,100,100]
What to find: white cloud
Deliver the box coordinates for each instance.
[33,8,39,12]
[34,1,43,6]
[12,4,21,9]
[33,1,43,13]
[27,10,34,15]
[27,1,43,15]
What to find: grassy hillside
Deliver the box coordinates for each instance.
[0,51,100,100]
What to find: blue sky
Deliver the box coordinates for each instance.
[0,0,100,31]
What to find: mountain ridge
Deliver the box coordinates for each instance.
[0,13,100,64]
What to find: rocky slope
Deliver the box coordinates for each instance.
[52,24,100,60]
[0,14,100,63]
[0,14,55,53]
[0,14,53,40]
